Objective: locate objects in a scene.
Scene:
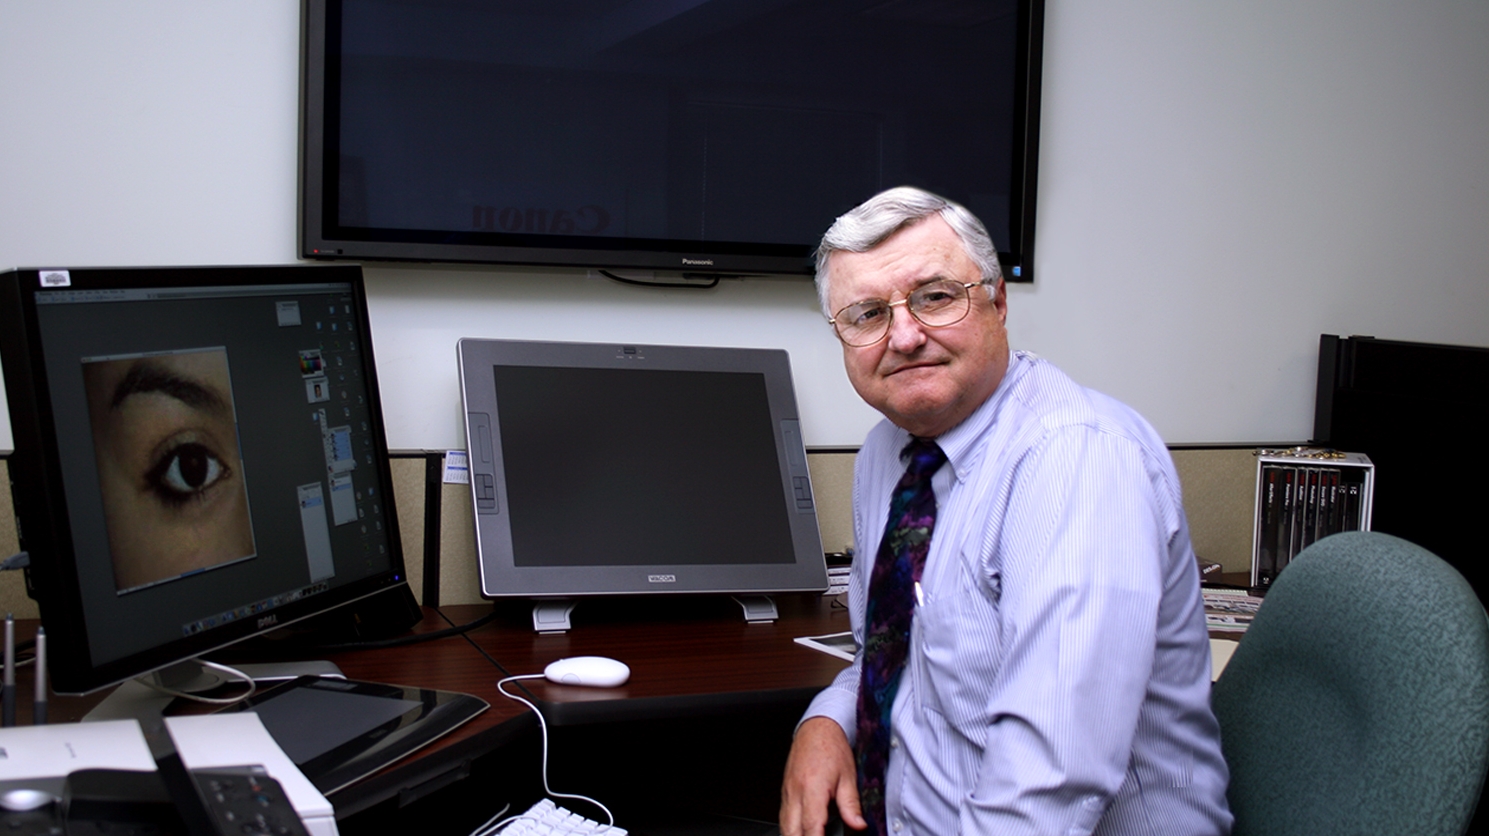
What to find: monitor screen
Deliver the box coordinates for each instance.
[301,0,1044,281]
[457,338,827,599]
[0,265,409,695]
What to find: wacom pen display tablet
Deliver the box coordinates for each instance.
[228,677,488,794]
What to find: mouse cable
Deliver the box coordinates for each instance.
[492,674,617,830]
[466,802,511,836]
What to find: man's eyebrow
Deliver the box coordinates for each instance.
[110,360,227,412]
[850,275,956,304]
[912,274,956,288]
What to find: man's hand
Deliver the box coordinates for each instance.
[780,716,867,836]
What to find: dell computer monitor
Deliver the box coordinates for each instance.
[0,265,409,695]
[457,338,827,618]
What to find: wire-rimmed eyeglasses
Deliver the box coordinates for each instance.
[828,279,992,347]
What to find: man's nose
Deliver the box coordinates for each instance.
[884,300,927,353]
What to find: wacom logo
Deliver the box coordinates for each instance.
[647,574,677,584]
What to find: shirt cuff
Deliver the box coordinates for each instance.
[799,675,860,744]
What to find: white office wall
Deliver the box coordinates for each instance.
[1028,0,1489,445]
[2,0,1487,455]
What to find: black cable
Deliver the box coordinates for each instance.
[435,607,515,679]
[309,607,502,652]
[598,269,722,290]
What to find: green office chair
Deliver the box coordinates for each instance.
[1212,531,1489,835]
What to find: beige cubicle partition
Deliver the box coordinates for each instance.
[397,446,1259,606]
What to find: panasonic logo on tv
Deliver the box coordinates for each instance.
[680,258,714,266]
[647,574,677,584]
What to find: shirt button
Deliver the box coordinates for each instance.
[892,820,903,832]
[890,737,900,749]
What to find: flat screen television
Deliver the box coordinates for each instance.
[457,338,827,629]
[301,0,1044,281]
[0,264,411,695]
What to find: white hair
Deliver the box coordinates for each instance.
[814,186,1003,316]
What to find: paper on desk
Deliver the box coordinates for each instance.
[166,713,337,836]
[0,716,335,836]
[0,719,156,784]
[1210,638,1240,682]
[1203,588,1262,633]
[795,631,857,662]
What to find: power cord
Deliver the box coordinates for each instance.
[138,659,257,706]
[309,607,502,652]
[435,607,514,678]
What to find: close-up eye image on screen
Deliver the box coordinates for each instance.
[82,347,257,593]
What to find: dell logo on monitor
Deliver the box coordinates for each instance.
[257,614,278,629]
[647,574,677,584]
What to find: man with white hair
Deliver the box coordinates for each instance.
[779,187,1232,836]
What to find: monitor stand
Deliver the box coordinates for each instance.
[733,595,779,623]
[529,595,778,633]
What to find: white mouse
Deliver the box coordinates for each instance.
[543,655,630,687]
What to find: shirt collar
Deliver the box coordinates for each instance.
[921,348,1028,483]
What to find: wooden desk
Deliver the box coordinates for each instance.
[458,594,853,725]
[380,594,854,831]
[1208,570,1258,590]
[11,593,853,829]
[293,608,531,820]
[6,611,531,820]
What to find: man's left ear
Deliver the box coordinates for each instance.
[991,279,1009,320]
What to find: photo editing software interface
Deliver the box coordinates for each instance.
[31,279,397,670]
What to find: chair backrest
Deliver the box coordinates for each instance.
[1212,530,1489,836]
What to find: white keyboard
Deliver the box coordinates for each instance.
[497,798,628,836]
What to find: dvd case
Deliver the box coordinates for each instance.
[1251,448,1374,589]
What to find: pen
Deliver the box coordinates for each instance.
[3,613,13,727]
[33,626,46,726]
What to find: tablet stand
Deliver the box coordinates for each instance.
[529,595,780,633]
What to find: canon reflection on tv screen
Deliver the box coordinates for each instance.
[301,0,1044,281]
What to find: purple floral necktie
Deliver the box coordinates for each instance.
[855,437,946,836]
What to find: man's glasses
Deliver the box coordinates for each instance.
[828,279,992,347]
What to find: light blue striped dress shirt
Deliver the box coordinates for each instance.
[803,351,1233,836]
